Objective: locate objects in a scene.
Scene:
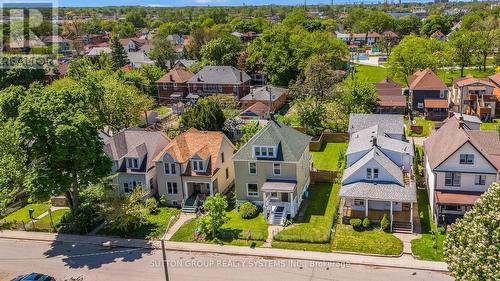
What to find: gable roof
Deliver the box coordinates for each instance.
[240,85,287,102]
[423,116,500,171]
[374,78,406,107]
[348,114,405,136]
[347,125,413,157]
[232,120,311,162]
[453,75,495,88]
[431,30,445,38]
[489,73,500,87]
[342,147,404,186]
[188,66,251,85]
[240,102,269,118]
[339,181,416,202]
[409,68,448,91]
[153,128,230,175]
[157,67,194,83]
[104,128,170,172]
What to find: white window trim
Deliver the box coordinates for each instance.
[253,145,276,158]
[166,182,178,195]
[127,158,139,169]
[248,162,257,175]
[366,168,372,179]
[192,160,205,172]
[373,168,379,179]
[246,183,259,197]
[164,162,176,175]
[273,163,282,176]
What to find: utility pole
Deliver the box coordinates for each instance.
[161,240,170,281]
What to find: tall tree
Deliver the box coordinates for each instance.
[0,59,45,90]
[110,36,129,69]
[149,34,177,69]
[341,77,378,114]
[180,98,226,131]
[443,182,499,281]
[395,16,422,36]
[449,30,478,77]
[198,194,229,239]
[18,83,112,212]
[200,35,242,66]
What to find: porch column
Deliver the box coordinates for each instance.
[183,181,188,200]
[209,181,214,196]
[410,202,414,233]
[390,201,393,232]
[365,199,368,217]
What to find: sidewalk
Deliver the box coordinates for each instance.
[0,230,448,272]
[163,213,195,240]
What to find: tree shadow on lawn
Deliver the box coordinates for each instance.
[43,234,154,269]
[99,221,162,239]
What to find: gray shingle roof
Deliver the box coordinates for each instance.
[348,114,404,136]
[189,66,251,85]
[347,125,413,156]
[339,181,416,202]
[232,120,311,162]
[240,85,287,102]
[342,147,404,186]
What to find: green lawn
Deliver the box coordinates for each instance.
[170,209,267,247]
[153,106,172,116]
[2,204,50,222]
[99,207,181,239]
[411,188,445,261]
[32,209,70,232]
[354,65,400,84]
[436,68,495,86]
[405,117,436,137]
[480,119,499,131]
[274,183,340,244]
[311,143,347,171]
[331,224,403,255]
[271,241,332,253]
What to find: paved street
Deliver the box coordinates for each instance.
[0,238,452,281]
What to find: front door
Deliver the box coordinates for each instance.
[193,183,202,194]
[281,193,289,202]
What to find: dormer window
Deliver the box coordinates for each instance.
[127,158,139,169]
[192,160,204,172]
[254,146,275,158]
[459,154,474,164]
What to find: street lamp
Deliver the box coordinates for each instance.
[161,215,177,281]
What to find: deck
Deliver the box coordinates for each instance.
[342,202,419,223]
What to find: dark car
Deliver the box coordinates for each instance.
[11,273,55,281]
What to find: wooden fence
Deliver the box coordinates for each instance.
[311,170,339,183]
[309,132,349,152]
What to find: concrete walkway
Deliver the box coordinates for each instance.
[163,213,195,240]
[35,206,69,220]
[393,233,421,255]
[262,225,283,248]
[0,230,448,272]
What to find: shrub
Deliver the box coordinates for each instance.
[380,214,390,231]
[159,195,168,207]
[59,204,102,234]
[437,226,446,235]
[145,198,158,214]
[362,217,371,229]
[349,218,362,230]
[238,202,258,219]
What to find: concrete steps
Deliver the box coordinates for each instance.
[268,211,285,225]
[393,221,413,234]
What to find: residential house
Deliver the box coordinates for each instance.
[239,102,270,120]
[119,38,148,52]
[240,85,287,111]
[103,128,170,195]
[187,66,251,99]
[86,46,112,57]
[423,115,500,225]
[232,120,312,225]
[489,73,500,116]
[382,31,399,42]
[231,31,260,43]
[366,32,380,46]
[41,36,70,54]
[340,116,416,232]
[430,30,446,41]
[351,33,367,45]
[348,113,405,140]
[374,77,406,114]
[156,67,194,103]
[335,31,351,44]
[408,68,449,118]
[154,129,236,210]
[452,112,482,130]
[450,75,497,120]
[127,52,154,68]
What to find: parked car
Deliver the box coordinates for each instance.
[11,273,55,281]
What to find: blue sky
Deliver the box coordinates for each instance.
[48,0,432,8]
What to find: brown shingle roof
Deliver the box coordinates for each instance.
[374,78,406,107]
[435,191,481,205]
[431,30,445,38]
[241,102,269,117]
[409,68,448,91]
[453,75,495,88]
[423,116,500,171]
[489,73,500,86]
[424,99,448,108]
[157,67,194,83]
[153,128,228,176]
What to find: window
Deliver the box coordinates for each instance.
[459,154,474,164]
[192,160,204,172]
[417,102,424,109]
[254,146,275,158]
[173,82,178,90]
[225,168,229,179]
[249,162,257,175]
[123,183,131,193]
[354,199,365,206]
[273,163,281,175]
[166,182,178,195]
[475,175,486,185]
[366,168,372,179]
[373,168,379,179]
[164,163,176,174]
[162,83,168,90]
[439,90,445,99]
[445,172,461,186]
[247,183,258,197]
[127,158,138,169]
[270,192,278,199]
[221,152,225,163]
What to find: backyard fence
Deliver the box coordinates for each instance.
[310,170,339,183]
[309,132,349,152]
[0,219,61,233]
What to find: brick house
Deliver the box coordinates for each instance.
[240,85,287,111]
[156,67,194,103]
[187,66,251,99]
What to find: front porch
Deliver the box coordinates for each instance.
[261,180,301,225]
[181,180,218,213]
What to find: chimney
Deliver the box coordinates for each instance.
[372,136,377,147]
[240,71,243,82]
